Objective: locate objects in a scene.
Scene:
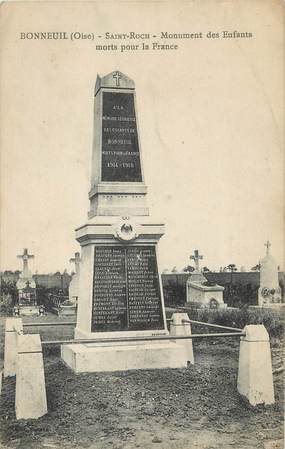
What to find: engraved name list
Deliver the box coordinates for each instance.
[92,246,164,332]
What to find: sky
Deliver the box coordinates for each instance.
[0,0,284,274]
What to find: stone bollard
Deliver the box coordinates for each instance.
[237,325,274,406]
[170,313,194,364]
[4,318,23,377]
[15,334,47,420]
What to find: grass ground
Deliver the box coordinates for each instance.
[0,313,283,449]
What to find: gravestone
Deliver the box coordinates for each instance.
[186,250,225,309]
[68,252,81,304]
[16,249,39,316]
[61,71,187,372]
[258,241,281,306]
[52,253,80,316]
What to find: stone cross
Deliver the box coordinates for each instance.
[264,240,271,255]
[70,252,81,275]
[113,71,121,87]
[17,248,34,277]
[190,249,203,271]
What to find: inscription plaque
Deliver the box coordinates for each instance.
[101,92,142,182]
[91,246,164,332]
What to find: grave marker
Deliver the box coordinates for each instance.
[16,248,39,315]
[258,241,281,306]
[186,249,225,309]
[190,249,203,271]
[68,252,81,311]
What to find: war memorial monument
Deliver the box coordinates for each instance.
[61,71,188,372]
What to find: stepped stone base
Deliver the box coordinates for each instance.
[19,306,40,316]
[52,305,77,316]
[249,304,285,312]
[61,341,187,373]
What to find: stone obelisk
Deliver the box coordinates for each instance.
[61,71,187,372]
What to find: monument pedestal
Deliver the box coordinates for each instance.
[62,341,187,373]
[18,305,40,316]
[54,304,77,317]
[61,215,189,373]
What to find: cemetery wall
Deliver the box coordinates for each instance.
[161,272,285,306]
[33,273,71,289]
[0,272,72,290]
